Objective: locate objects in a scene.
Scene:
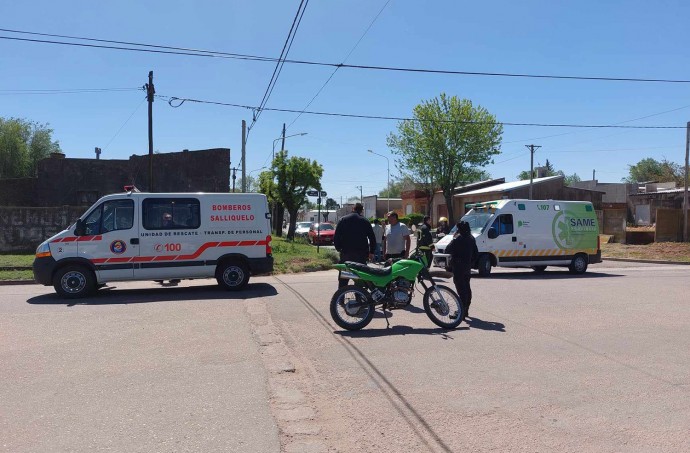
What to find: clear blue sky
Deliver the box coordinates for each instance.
[2,0,689,204]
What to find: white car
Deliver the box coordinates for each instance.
[293,221,313,237]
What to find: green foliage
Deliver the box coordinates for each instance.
[623,158,685,185]
[388,93,502,225]
[0,117,61,178]
[271,150,323,239]
[271,236,339,273]
[408,213,424,226]
[517,159,581,186]
[377,175,414,198]
[325,197,339,210]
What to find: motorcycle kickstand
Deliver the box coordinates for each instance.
[382,304,391,329]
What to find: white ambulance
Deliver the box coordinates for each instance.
[432,199,601,276]
[33,189,273,298]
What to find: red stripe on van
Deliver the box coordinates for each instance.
[88,240,269,267]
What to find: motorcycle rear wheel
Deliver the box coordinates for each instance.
[423,284,464,329]
[330,285,375,331]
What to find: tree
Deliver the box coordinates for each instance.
[388,93,502,224]
[0,117,61,178]
[265,150,323,240]
[623,157,684,185]
[517,159,581,186]
[377,175,415,198]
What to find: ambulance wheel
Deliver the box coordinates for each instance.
[532,265,547,273]
[216,261,250,291]
[568,254,588,275]
[53,265,96,299]
[477,254,492,277]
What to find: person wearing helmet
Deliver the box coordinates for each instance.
[436,217,450,236]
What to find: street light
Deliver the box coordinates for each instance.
[272,132,308,162]
[368,149,390,214]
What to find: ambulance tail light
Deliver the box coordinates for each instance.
[266,235,272,256]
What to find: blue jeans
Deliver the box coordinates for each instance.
[374,243,383,262]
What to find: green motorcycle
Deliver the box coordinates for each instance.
[331,246,464,331]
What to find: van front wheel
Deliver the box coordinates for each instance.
[217,261,250,291]
[477,254,492,277]
[53,265,96,299]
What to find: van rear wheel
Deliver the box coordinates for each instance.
[569,254,588,275]
[217,260,250,291]
[53,265,96,299]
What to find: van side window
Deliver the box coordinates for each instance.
[83,199,134,235]
[143,198,201,230]
[489,214,514,236]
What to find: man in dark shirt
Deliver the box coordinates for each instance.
[445,221,479,320]
[334,203,376,288]
[417,216,434,267]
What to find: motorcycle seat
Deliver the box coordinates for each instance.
[345,261,392,276]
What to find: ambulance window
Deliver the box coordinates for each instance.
[143,198,201,230]
[490,214,514,236]
[83,199,134,235]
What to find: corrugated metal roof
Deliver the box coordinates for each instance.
[454,175,563,196]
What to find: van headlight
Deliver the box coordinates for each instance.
[35,242,51,258]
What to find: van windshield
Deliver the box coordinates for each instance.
[461,209,495,234]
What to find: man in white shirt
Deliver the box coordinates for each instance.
[382,211,411,260]
[372,219,384,262]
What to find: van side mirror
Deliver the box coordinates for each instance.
[488,228,498,239]
[74,219,85,236]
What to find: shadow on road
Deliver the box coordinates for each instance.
[465,316,506,332]
[480,271,623,280]
[26,282,278,306]
[336,324,468,338]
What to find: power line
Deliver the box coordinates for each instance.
[248,0,309,133]
[286,0,391,130]
[157,94,687,129]
[3,29,690,84]
[102,97,147,152]
[0,87,141,95]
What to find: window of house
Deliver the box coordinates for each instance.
[82,199,134,235]
[142,198,200,230]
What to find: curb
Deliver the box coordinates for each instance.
[603,257,690,266]
[0,280,36,286]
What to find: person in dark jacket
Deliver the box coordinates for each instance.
[418,215,434,267]
[445,220,478,319]
[334,203,376,288]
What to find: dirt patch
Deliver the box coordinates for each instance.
[602,242,690,262]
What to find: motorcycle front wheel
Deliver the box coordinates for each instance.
[330,285,375,331]
[423,284,464,329]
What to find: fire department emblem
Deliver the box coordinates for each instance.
[110,240,127,254]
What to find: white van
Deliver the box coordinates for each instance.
[33,190,273,298]
[433,199,601,276]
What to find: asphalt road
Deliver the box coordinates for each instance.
[1,261,689,452]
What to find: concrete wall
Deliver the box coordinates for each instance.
[0,177,36,206]
[0,206,85,253]
[602,208,627,243]
[655,208,690,242]
[0,148,231,207]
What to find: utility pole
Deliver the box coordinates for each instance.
[525,144,541,200]
[683,121,690,242]
[241,120,247,192]
[145,71,155,192]
[281,123,286,153]
[356,186,363,203]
